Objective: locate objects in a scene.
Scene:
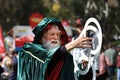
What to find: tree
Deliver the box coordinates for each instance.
[0,0,48,31]
[0,0,120,42]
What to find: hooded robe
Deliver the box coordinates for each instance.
[17,18,75,80]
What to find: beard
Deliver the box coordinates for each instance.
[42,39,60,49]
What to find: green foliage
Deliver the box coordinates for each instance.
[0,0,48,31]
[0,0,120,42]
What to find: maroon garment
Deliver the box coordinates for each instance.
[44,47,66,80]
[45,58,64,80]
[44,46,75,80]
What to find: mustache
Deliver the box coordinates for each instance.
[50,40,60,44]
[42,38,60,44]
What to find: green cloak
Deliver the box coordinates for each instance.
[17,43,59,80]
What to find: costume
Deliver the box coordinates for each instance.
[17,18,75,80]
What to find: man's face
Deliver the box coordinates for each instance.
[42,26,61,49]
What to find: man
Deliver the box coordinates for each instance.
[17,18,92,80]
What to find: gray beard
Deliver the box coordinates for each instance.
[42,39,60,49]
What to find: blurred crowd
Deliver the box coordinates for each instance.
[0,50,18,80]
[0,18,120,80]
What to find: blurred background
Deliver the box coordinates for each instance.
[0,0,120,44]
[0,0,120,80]
[0,0,120,49]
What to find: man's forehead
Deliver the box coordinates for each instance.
[44,24,59,31]
[46,25,61,34]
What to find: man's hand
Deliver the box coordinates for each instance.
[65,37,93,52]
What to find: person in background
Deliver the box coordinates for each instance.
[4,28,15,52]
[1,54,13,80]
[96,44,109,80]
[0,55,4,79]
[72,18,85,39]
[116,45,120,80]
[17,17,93,80]
[9,50,18,80]
[104,43,117,80]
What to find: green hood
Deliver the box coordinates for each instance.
[32,17,68,45]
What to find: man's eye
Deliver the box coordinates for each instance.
[49,33,53,35]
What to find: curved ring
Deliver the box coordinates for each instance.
[71,17,102,80]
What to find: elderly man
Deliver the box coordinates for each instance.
[17,18,92,80]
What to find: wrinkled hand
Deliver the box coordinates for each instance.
[65,36,93,52]
[75,37,93,48]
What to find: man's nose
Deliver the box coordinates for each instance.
[54,34,59,39]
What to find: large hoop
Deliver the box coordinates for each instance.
[71,17,102,80]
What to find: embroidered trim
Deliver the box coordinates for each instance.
[25,50,45,63]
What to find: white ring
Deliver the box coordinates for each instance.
[71,17,102,80]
